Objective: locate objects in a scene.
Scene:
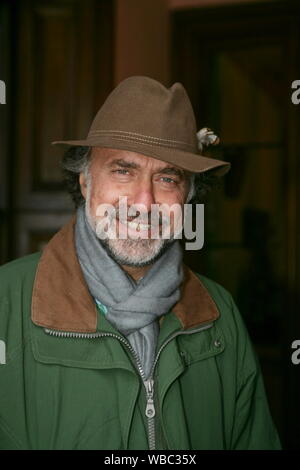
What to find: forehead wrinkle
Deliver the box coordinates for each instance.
[106,158,184,175]
[107,158,141,169]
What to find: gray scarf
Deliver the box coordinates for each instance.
[75,205,183,379]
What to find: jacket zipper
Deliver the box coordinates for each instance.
[44,322,213,450]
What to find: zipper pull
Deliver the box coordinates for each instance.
[145,398,155,418]
[144,379,155,418]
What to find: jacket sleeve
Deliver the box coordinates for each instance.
[229,298,282,450]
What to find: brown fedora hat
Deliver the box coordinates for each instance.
[53,76,230,176]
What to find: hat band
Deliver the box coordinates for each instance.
[88,130,196,152]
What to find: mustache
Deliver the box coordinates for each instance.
[114,208,170,226]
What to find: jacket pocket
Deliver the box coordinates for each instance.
[176,322,225,365]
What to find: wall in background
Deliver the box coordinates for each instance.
[114,0,170,86]
[113,0,279,86]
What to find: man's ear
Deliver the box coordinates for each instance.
[79,173,87,200]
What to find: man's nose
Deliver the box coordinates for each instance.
[132,182,156,213]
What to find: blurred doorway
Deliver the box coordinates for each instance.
[0,0,114,263]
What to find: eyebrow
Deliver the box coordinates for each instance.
[108,159,140,169]
[158,167,186,179]
[108,159,187,179]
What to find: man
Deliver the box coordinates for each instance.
[0,76,281,450]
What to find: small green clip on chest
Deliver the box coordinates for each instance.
[95,299,108,315]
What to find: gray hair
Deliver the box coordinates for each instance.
[61,146,91,207]
[61,146,218,207]
[62,146,91,174]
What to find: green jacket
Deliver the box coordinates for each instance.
[0,218,281,450]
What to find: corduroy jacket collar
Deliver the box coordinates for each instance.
[31,216,220,333]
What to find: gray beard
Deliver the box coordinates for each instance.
[99,236,173,267]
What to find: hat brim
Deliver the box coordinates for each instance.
[52,136,230,176]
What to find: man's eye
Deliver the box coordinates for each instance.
[113,169,130,175]
[161,177,177,184]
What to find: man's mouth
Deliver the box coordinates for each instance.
[117,217,152,232]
